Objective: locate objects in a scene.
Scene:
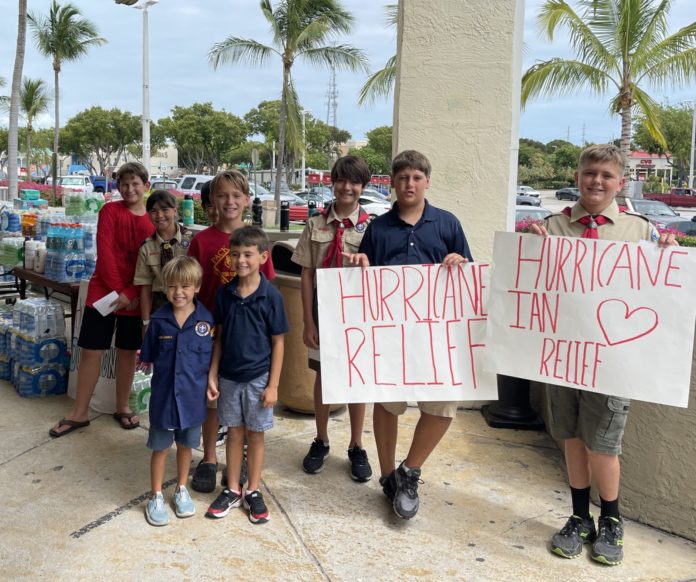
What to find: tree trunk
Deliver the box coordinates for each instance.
[8,0,27,198]
[620,104,632,195]
[25,123,32,180]
[275,62,290,225]
[52,64,60,204]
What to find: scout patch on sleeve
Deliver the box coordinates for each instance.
[195,321,211,337]
[355,222,367,233]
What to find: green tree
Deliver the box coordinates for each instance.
[365,125,392,165]
[209,0,368,222]
[17,78,50,178]
[8,0,27,195]
[28,0,105,199]
[61,106,142,175]
[348,146,390,175]
[358,4,397,105]
[634,102,693,183]
[227,140,269,169]
[521,0,696,170]
[245,100,282,144]
[160,102,248,173]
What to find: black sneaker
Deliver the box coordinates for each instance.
[347,446,372,482]
[302,439,330,474]
[591,516,624,566]
[379,471,397,501]
[205,488,242,519]
[393,462,422,519]
[244,490,269,524]
[221,455,248,490]
[191,461,217,493]
[551,514,597,559]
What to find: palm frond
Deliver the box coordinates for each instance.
[639,45,696,89]
[299,45,369,73]
[628,85,667,149]
[358,55,396,106]
[635,20,696,83]
[630,0,670,59]
[385,4,398,28]
[20,78,50,122]
[283,77,302,154]
[260,0,284,50]
[521,58,614,107]
[209,38,277,69]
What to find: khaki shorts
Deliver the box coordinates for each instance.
[547,385,630,455]
[379,400,460,419]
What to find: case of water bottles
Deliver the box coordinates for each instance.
[129,371,152,414]
[15,364,67,398]
[13,298,66,338]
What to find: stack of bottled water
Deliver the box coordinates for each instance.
[0,307,13,381]
[45,221,86,282]
[0,237,24,268]
[10,299,68,397]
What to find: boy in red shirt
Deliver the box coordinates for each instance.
[50,162,155,437]
[188,170,275,492]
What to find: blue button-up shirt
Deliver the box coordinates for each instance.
[140,300,214,429]
[358,200,473,266]
[215,274,289,383]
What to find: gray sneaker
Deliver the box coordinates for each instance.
[173,486,195,518]
[551,515,597,559]
[393,462,422,519]
[591,516,624,566]
[145,492,170,526]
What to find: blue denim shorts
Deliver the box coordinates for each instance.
[147,425,201,451]
[217,372,273,432]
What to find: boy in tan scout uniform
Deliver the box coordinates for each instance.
[531,144,677,566]
[291,156,374,482]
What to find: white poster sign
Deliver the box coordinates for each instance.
[68,280,118,413]
[317,263,498,404]
[486,232,696,407]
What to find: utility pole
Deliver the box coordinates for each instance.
[689,100,696,189]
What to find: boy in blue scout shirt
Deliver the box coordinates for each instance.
[139,256,214,526]
[205,226,289,524]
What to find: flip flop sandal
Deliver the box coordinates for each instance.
[191,461,218,493]
[49,418,91,438]
[113,412,140,430]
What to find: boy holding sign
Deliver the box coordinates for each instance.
[345,150,473,519]
[531,144,677,565]
[291,156,374,482]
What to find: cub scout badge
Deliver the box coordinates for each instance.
[355,222,366,233]
[195,321,211,337]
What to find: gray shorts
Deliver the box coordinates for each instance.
[546,385,630,455]
[217,373,273,433]
[147,425,201,451]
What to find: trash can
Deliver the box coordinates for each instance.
[271,239,343,414]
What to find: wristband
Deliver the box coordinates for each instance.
[142,320,150,326]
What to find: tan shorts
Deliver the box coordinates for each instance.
[379,400,460,419]
[546,385,630,455]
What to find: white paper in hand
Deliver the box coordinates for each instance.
[93,291,120,317]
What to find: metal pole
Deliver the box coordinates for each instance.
[301,111,306,191]
[689,100,696,190]
[142,4,151,175]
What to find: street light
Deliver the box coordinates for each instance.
[115,0,158,174]
[301,110,307,191]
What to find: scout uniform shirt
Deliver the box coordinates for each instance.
[291,203,369,271]
[544,200,658,243]
[134,225,194,292]
[139,300,214,429]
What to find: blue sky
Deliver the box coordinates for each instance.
[1,0,695,146]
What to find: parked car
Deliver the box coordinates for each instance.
[515,205,552,222]
[58,175,94,195]
[363,187,389,199]
[289,194,390,223]
[555,187,580,201]
[249,182,271,197]
[627,198,696,235]
[150,179,180,192]
[178,174,213,196]
[517,185,540,197]
[516,192,541,206]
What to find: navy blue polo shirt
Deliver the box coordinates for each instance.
[140,300,214,430]
[215,274,289,383]
[358,200,473,266]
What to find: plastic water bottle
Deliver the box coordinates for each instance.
[129,372,152,414]
[182,195,195,226]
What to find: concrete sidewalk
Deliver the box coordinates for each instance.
[2,382,695,581]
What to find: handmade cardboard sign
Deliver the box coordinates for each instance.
[486,232,696,407]
[316,263,498,404]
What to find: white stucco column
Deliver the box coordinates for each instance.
[393,0,525,262]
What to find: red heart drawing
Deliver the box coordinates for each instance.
[596,299,659,346]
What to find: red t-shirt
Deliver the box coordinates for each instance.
[86,201,155,315]
[188,225,276,313]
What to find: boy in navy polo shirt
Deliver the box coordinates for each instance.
[205,226,289,524]
[346,150,473,520]
[140,256,214,526]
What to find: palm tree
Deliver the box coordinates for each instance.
[18,78,50,180]
[358,4,397,106]
[8,0,27,198]
[521,0,696,169]
[209,0,368,223]
[28,0,105,200]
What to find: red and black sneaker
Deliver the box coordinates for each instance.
[205,488,242,519]
[243,490,270,524]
